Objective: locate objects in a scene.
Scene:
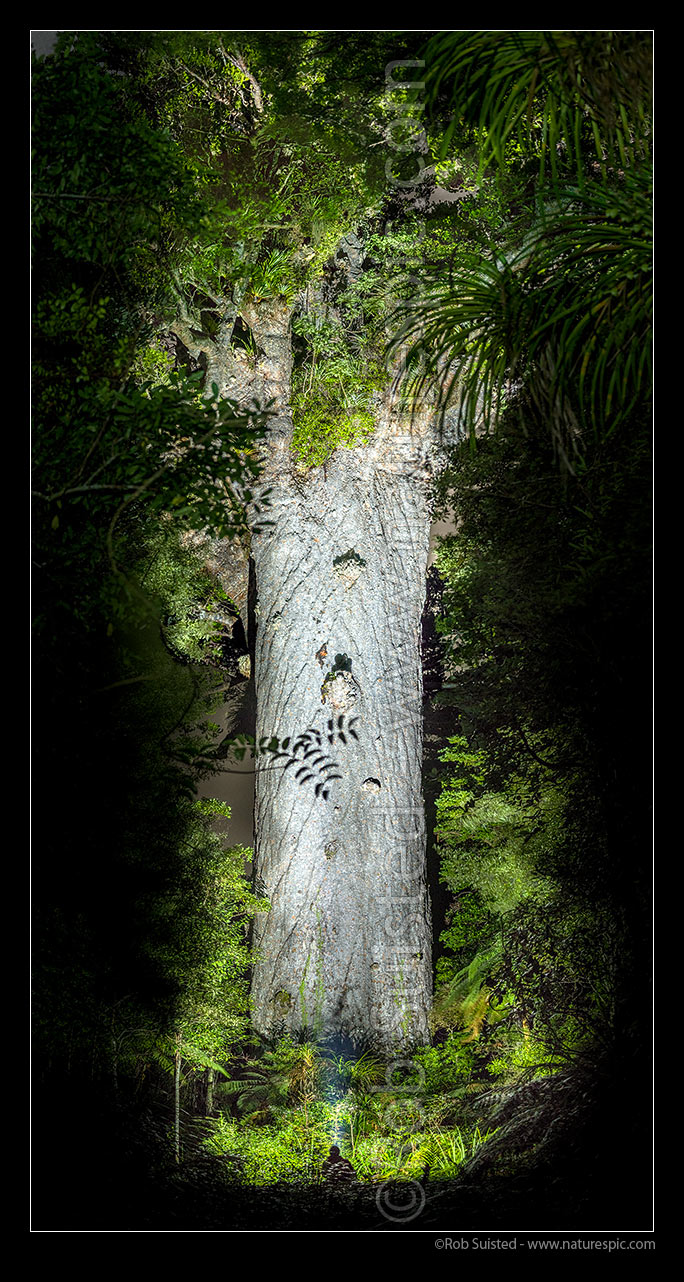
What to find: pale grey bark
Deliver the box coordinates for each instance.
[250,424,435,1049]
[175,294,441,1051]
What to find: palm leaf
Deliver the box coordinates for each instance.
[426,31,652,180]
[388,170,651,454]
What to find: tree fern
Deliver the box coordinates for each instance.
[433,941,506,1035]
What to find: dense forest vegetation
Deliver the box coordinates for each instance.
[31,30,652,1233]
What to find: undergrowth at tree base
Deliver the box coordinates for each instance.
[32,1050,650,1231]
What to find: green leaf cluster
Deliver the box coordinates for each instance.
[389,30,652,452]
[428,31,652,179]
[428,402,650,1084]
[290,312,382,468]
[203,1034,493,1185]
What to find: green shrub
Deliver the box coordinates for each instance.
[290,311,382,468]
[203,1102,335,1184]
[291,399,375,469]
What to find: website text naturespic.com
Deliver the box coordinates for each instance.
[433,1238,655,1251]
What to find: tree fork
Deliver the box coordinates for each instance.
[194,297,438,1049]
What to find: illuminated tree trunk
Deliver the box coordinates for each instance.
[182,296,435,1050]
[250,420,434,1048]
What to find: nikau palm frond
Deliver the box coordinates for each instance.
[389,32,652,460]
[389,169,652,456]
[426,31,652,179]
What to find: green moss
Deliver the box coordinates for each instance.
[290,310,383,468]
[138,525,235,667]
[291,398,375,469]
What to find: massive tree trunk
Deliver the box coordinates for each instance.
[178,293,437,1050]
[251,421,434,1048]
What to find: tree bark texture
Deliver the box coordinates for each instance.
[176,294,438,1050]
[251,431,434,1049]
